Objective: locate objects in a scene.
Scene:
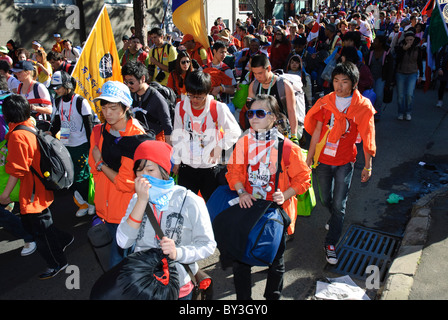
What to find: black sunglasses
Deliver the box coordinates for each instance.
[247,109,272,119]
[180,60,191,65]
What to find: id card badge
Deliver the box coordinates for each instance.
[60,127,70,144]
[323,139,339,157]
[252,185,266,199]
[190,133,204,156]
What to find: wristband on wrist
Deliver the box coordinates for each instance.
[96,161,105,172]
[363,167,372,171]
[128,215,142,224]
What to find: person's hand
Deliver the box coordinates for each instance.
[209,145,222,164]
[160,237,177,260]
[361,168,372,183]
[134,176,150,202]
[211,86,221,96]
[149,56,158,65]
[272,189,285,205]
[306,155,314,169]
[239,192,256,208]
[438,69,444,77]
[172,164,180,175]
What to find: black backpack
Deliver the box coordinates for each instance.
[148,81,177,125]
[13,125,74,191]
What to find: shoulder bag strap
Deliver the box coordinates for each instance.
[143,191,198,286]
[275,138,284,191]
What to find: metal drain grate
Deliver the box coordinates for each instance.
[327,225,401,282]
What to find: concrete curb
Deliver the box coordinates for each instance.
[380,184,448,300]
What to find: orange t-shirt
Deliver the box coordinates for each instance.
[5,120,54,214]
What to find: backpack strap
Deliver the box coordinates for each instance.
[179,99,218,128]
[275,77,287,113]
[12,125,41,184]
[179,100,186,127]
[209,99,218,130]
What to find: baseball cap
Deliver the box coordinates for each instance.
[180,34,194,45]
[50,71,76,90]
[304,16,315,25]
[93,81,132,108]
[11,60,35,72]
[0,46,8,54]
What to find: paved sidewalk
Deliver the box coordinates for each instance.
[380,185,448,300]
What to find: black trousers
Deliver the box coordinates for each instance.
[177,164,221,202]
[21,208,73,269]
[232,233,286,300]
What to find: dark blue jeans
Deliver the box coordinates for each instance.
[315,162,355,246]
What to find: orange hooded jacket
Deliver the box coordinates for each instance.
[5,119,54,214]
[226,135,311,235]
[89,118,145,224]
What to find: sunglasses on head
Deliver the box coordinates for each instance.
[180,60,190,65]
[247,109,272,119]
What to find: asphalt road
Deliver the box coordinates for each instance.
[1,84,447,301]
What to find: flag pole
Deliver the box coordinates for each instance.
[72,4,107,75]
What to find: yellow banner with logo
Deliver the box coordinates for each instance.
[71,5,122,122]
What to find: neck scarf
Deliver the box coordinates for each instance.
[247,127,279,167]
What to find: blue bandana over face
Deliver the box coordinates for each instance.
[143,174,175,211]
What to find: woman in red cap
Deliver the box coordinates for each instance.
[116,140,216,300]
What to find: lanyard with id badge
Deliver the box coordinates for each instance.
[59,95,75,145]
[188,116,207,157]
[248,139,275,200]
[322,107,350,157]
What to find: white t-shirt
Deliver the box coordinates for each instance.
[54,94,93,147]
[7,76,20,92]
[62,47,80,63]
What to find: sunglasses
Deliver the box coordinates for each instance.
[124,80,136,86]
[181,60,191,65]
[247,109,272,119]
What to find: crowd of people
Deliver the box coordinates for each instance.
[0,0,440,300]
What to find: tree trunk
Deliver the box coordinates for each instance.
[133,0,148,47]
[265,0,276,20]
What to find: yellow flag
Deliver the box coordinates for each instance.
[172,0,209,49]
[71,5,122,123]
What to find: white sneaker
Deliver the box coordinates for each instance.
[405,114,412,121]
[436,100,443,108]
[73,190,86,206]
[88,204,95,215]
[324,245,338,265]
[397,114,404,120]
[21,242,36,256]
[75,207,89,217]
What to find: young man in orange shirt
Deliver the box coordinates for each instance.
[305,62,376,265]
[0,94,73,279]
